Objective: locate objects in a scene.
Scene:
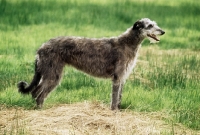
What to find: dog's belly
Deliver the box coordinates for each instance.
[68,58,115,78]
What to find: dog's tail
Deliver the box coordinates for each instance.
[17,59,41,94]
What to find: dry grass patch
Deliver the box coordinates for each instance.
[1,101,199,135]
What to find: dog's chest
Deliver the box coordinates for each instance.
[122,47,140,82]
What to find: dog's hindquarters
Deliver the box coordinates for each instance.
[31,47,65,108]
[18,43,65,108]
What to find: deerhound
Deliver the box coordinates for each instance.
[18,18,165,110]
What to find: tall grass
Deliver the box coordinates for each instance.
[123,48,200,129]
[0,0,200,130]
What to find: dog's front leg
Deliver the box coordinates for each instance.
[111,79,122,110]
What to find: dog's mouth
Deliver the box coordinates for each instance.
[147,34,160,41]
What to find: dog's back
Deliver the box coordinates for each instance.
[38,36,121,78]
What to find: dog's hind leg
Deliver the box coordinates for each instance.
[34,80,58,109]
[32,63,64,109]
[33,73,62,109]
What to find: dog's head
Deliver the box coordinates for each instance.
[133,18,165,43]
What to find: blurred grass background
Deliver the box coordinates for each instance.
[0,0,200,130]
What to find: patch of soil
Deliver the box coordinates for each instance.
[0,102,199,135]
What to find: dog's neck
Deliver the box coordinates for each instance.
[116,28,144,59]
[118,28,145,49]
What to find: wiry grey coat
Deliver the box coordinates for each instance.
[18,18,165,110]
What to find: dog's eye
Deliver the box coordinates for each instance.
[147,24,153,29]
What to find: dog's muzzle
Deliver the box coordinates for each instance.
[160,30,165,35]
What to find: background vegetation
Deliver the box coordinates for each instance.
[0,0,200,131]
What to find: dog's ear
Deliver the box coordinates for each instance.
[133,21,144,30]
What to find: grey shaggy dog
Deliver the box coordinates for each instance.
[18,18,165,110]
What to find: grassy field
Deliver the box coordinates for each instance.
[0,0,200,132]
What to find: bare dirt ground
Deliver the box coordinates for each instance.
[0,101,199,135]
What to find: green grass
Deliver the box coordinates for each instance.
[0,0,200,131]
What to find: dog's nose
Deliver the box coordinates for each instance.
[161,30,165,35]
